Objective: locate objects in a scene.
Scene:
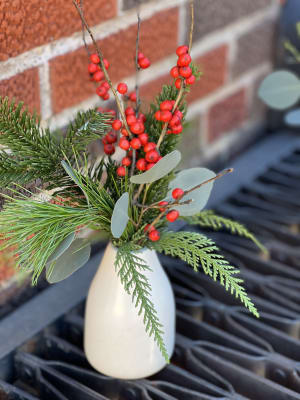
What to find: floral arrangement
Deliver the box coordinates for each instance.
[0,1,265,361]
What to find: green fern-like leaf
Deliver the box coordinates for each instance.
[115,244,170,362]
[150,231,259,318]
[182,210,267,253]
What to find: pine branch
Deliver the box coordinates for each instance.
[0,193,102,284]
[150,231,259,317]
[0,97,111,189]
[182,210,267,253]
[115,244,169,362]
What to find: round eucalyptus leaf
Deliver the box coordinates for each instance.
[167,168,216,216]
[258,70,300,110]
[130,150,181,184]
[46,232,75,265]
[46,239,91,284]
[285,109,300,126]
[111,192,129,238]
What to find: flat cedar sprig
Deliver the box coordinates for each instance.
[0,0,265,363]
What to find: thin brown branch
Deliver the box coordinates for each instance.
[73,0,132,138]
[188,0,194,52]
[80,0,90,57]
[183,168,234,197]
[135,7,142,115]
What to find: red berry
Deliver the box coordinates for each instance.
[96,86,107,97]
[106,131,117,144]
[138,52,145,61]
[160,100,173,111]
[157,156,162,162]
[139,133,149,145]
[169,115,181,126]
[174,109,183,119]
[177,53,192,67]
[175,78,182,89]
[149,229,160,241]
[127,114,137,125]
[130,138,142,150]
[179,66,192,78]
[176,45,189,56]
[119,138,130,150]
[172,124,183,134]
[103,92,110,101]
[131,122,144,134]
[102,136,108,145]
[121,128,129,137]
[145,149,159,163]
[90,53,100,64]
[88,63,98,74]
[172,188,184,199]
[186,75,196,85]
[136,158,147,171]
[117,82,128,95]
[93,70,104,82]
[160,110,173,122]
[117,166,126,177]
[155,110,162,121]
[166,210,180,223]
[103,143,115,155]
[146,163,155,170]
[144,223,155,233]
[103,59,110,69]
[170,66,179,79]
[122,157,131,167]
[102,82,110,90]
[138,113,146,123]
[125,106,135,116]
[144,142,156,152]
[158,201,169,212]
[129,92,137,102]
[112,119,122,130]
[139,57,151,69]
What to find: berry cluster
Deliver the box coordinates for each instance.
[144,187,184,241]
[137,52,151,69]
[170,45,196,88]
[154,100,184,135]
[88,54,111,101]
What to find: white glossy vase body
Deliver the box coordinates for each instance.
[84,242,176,379]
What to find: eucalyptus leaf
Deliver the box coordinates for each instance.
[46,232,75,265]
[130,150,181,184]
[258,70,300,110]
[285,109,300,126]
[111,192,129,238]
[46,239,91,283]
[61,160,89,204]
[167,168,216,216]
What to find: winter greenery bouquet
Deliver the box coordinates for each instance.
[0,1,265,361]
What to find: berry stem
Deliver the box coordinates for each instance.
[188,0,194,52]
[73,0,132,138]
[79,0,91,57]
[135,8,142,116]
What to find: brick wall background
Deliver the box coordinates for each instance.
[0,0,282,293]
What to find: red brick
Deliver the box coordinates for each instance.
[0,0,117,61]
[208,89,247,143]
[188,45,228,103]
[50,8,179,114]
[0,68,40,114]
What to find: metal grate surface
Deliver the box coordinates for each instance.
[0,132,300,399]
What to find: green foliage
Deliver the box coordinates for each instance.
[182,210,267,253]
[0,97,111,189]
[0,193,102,284]
[115,243,169,362]
[150,231,259,318]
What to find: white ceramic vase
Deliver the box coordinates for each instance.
[84,242,176,379]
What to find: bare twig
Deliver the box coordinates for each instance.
[183,168,233,197]
[135,8,142,115]
[80,0,90,57]
[156,0,194,151]
[73,0,132,138]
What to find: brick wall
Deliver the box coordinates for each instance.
[0,0,281,291]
